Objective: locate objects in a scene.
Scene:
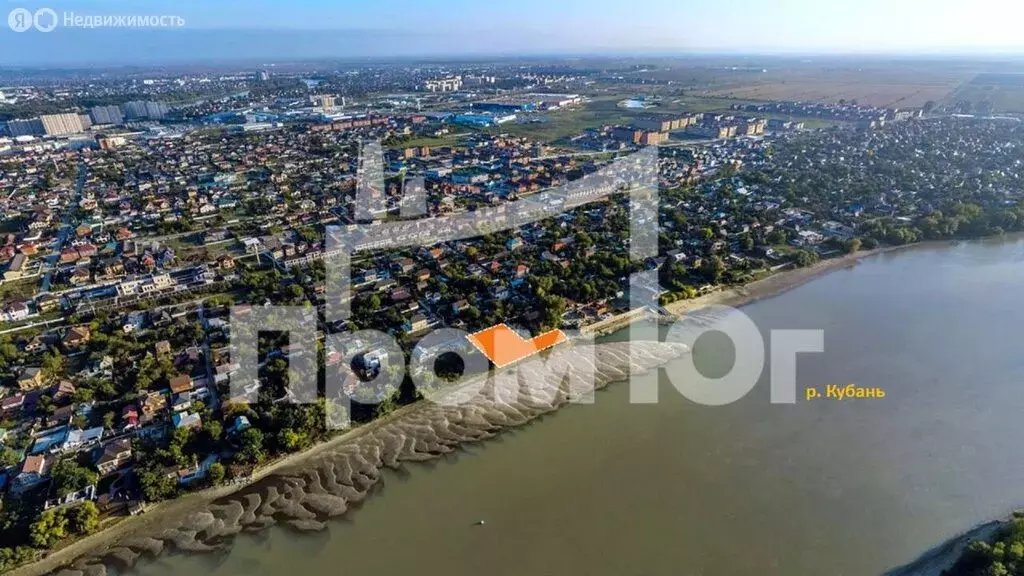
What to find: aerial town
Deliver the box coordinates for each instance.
[1,59,1023,571]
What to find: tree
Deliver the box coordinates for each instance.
[0,449,20,467]
[845,238,862,254]
[50,459,98,497]
[278,428,307,452]
[204,419,223,443]
[41,351,65,382]
[700,256,726,283]
[794,250,819,268]
[66,501,98,535]
[923,100,936,114]
[138,467,177,502]
[0,336,20,371]
[207,462,226,486]
[236,428,265,465]
[30,510,69,548]
[288,284,305,301]
[375,392,399,419]
[0,546,36,572]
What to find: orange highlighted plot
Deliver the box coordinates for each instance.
[466,323,569,368]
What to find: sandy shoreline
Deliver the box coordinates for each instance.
[5,243,933,576]
[662,245,914,318]
[13,341,686,576]
[9,397,443,576]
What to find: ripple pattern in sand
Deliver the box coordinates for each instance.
[48,341,684,576]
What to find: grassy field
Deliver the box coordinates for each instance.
[943,72,1024,113]
[704,80,962,108]
[0,277,40,303]
[628,95,841,128]
[667,61,977,109]
[486,97,639,141]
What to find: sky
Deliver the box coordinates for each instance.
[2,0,1024,65]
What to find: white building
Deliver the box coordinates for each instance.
[40,113,85,136]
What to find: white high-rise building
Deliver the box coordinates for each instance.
[6,118,44,137]
[40,113,84,136]
[123,100,170,121]
[90,105,124,125]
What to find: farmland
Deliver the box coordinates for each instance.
[699,65,971,108]
[944,72,1024,114]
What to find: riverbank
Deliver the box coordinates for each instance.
[578,247,903,339]
[9,396,448,576]
[3,240,976,576]
[883,518,1007,576]
[662,245,910,318]
[9,246,905,576]
[13,341,686,576]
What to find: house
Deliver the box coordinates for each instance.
[392,257,415,274]
[403,313,431,334]
[214,362,239,384]
[69,267,91,286]
[12,454,49,493]
[4,301,30,322]
[172,395,192,412]
[4,253,27,281]
[76,244,98,259]
[155,340,171,356]
[29,426,68,454]
[216,255,236,271]
[174,454,218,485]
[52,380,76,402]
[95,438,132,475]
[390,287,412,302]
[24,334,49,353]
[1,394,25,413]
[36,293,63,313]
[172,411,202,430]
[169,374,193,395]
[140,391,168,419]
[120,404,139,430]
[17,367,45,391]
[60,248,80,264]
[541,251,561,263]
[452,299,470,314]
[63,427,104,452]
[552,237,575,252]
[63,326,92,348]
[231,415,251,434]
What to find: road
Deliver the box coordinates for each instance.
[197,300,220,411]
[40,160,86,293]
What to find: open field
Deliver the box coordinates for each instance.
[0,277,40,303]
[617,95,841,128]
[615,58,984,109]
[698,64,972,108]
[486,97,638,140]
[944,72,1024,113]
[704,80,960,108]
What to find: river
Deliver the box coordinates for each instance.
[133,237,1024,576]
